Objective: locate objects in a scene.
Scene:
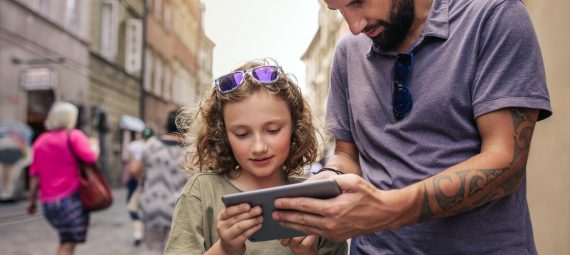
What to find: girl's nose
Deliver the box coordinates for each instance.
[251,135,268,154]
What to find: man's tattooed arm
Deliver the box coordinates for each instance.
[417,108,537,221]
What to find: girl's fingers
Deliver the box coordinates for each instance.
[219,205,262,227]
[237,223,263,242]
[279,238,292,246]
[289,236,306,246]
[218,203,252,220]
[217,206,263,240]
[300,235,318,246]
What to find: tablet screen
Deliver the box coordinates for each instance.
[221,179,341,242]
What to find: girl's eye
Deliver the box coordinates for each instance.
[267,128,281,134]
[235,132,249,138]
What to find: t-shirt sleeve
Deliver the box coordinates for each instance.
[165,179,207,254]
[472,0,551,120]
[326,36,356,142]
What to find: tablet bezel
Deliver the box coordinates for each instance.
[221,179,341,242]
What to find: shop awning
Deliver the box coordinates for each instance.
[119,115,145,132]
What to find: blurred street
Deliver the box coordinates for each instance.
[0,189,142,255]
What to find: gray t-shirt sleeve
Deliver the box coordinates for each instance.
[471,0,551,120]
[326,36,355,143]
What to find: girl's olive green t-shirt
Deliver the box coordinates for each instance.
[165,172,348,255]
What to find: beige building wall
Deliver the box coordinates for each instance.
[524,0,570,254]
[302,0,345,127]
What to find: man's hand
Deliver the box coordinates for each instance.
[272,174,417,242]
[308,169,340,181]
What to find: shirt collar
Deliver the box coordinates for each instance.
[367,0,449,55]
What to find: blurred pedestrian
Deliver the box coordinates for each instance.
[27,102,98,255]
[130,110,190,254]
[0,120,33,201]
[123,127,153,246]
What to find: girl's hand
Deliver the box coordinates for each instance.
[280,235,319,255]
[216,203,263,255]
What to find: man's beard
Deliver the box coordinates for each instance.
[367,0,415,51]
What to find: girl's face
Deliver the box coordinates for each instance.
[223,90,293,183]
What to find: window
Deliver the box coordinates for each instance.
[163,4,172,32]
[125,19,143,74]
[163,65,171,100]
[153,57,163,96]
[64,0,80,34]
[153,0,162,22]
[144,50,153,92]
[101,0,119,60]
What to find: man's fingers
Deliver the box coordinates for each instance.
[307,171,337,181]
[272,210,328,231]
[333,174,366,192]
[279,221,328,238]
[274,196,327,214]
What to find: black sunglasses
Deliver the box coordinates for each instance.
[392,53,413,120]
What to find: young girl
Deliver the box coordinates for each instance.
[165,59,347,255]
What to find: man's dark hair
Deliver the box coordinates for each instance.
[166,109,181,134]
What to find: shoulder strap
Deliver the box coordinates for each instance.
[67,131,83,165]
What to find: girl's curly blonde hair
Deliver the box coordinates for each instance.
[177,58,318,179]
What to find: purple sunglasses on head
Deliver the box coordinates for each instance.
[215,65,284,93]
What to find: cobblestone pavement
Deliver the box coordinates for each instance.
[0,188,144,255]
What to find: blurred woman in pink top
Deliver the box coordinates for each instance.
[27,102,98,255]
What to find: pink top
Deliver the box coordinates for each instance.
[30,129,97,203]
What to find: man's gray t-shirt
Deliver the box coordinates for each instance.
[326,0,551,254]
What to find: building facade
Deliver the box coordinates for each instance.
[144,0,212,133]
[88,0,145,186]
[301,0,347,125]
[197,31,215,98]
[1,0,213,189]
[0,0,91,137]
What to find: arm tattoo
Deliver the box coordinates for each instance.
[418,109,535,221]
[419,183,435,221]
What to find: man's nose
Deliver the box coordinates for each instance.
[342,10,367,35]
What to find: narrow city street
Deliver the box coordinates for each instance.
[0,189,143,255]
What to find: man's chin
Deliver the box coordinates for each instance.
[372,37,398,52]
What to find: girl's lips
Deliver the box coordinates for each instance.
[251,157,272,167]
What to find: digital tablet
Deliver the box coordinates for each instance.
[221,179,341,242]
